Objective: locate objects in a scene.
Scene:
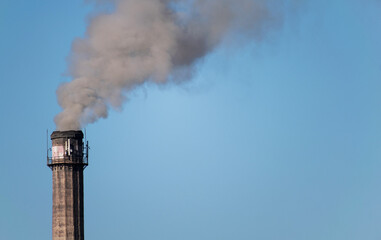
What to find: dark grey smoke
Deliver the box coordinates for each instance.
[55,0,288,130]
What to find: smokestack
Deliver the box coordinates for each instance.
[47,130,89,240]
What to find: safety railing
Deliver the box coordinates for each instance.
[47,141,89,168]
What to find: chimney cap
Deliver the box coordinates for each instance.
[51,130,83,140]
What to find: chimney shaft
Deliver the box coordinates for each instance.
[48,130,88,240]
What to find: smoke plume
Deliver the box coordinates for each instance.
[55,0,288,130]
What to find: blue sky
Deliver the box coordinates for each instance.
[1,0,381,239]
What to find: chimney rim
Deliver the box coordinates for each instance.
[51,130,84,140]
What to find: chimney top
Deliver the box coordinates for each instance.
[51,130,83,140]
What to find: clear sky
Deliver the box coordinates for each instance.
[1,0,381,239]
